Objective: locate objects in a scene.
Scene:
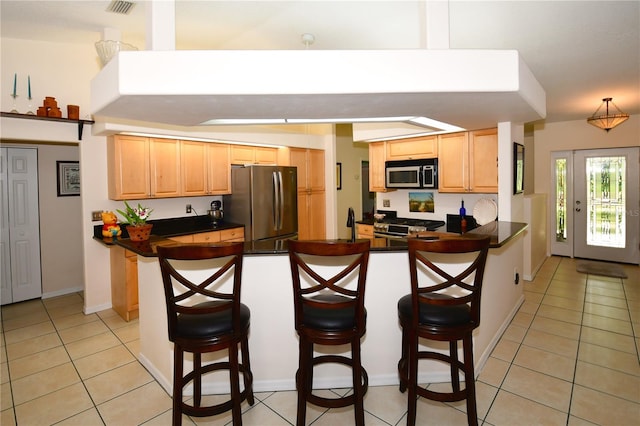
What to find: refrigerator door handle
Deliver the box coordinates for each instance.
[272,171,280,231]
[277,170,285,231]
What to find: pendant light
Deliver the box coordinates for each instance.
[587,97,629,132]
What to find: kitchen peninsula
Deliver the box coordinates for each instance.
[109,220,526,395]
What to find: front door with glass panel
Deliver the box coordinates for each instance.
[567,148,639,264]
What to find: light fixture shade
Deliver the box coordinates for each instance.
[587,97,629,132]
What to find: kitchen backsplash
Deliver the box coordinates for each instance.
[375,190,497,221]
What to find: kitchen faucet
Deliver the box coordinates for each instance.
[346,207,355,242]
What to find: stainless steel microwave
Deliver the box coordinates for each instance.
[385,159,438,189]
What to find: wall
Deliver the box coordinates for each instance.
[335,124,370,239]
[533,115,639,255]
[1,38,98,118]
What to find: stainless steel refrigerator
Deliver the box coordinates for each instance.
[223,165,298,242]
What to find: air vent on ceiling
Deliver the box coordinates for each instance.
[106,0,136,15]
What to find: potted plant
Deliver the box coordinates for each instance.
[117,201,154,241]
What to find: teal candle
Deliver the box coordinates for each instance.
[28,75,31,99]
[12,73,16,97]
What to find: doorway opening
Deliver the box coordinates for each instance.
[361,160,375,221]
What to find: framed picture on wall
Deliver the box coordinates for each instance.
[513,143,524,194]
[56,161,80,196]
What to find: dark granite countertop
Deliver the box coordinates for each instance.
[95,214,527,257]
[93,215,244,246]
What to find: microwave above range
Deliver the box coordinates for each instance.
[385,159,438,189]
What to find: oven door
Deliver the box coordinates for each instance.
[374,232,408,247]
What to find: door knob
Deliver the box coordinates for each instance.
[576,208,581,212]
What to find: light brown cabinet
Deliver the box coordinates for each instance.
[168,226,245,244]
[230,145,278,165]
[180,141,231,196]
[150,137,181,198]
[386,135,437,160]
[109,136,232,200]
[289,148,326,240]
[438,128,498,193]
[108,135,151,200]
[356,223,387,248]
[369,142,394,192]
[110,247,139,321]
[108,135,181,200]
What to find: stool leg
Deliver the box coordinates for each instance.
[296,338,312,426]
[241,336,254,405]
[450,340,460,393]
[193,352,202,407]
[406,329,418,426]
[463,334,478,426]
[351,337,365,426]
[229,341,243,426]
[398,324,408,393]
[173,345,184,426]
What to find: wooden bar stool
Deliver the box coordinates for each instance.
[397,235,490,426]
[288,239,371,426]
[157,243,254,426]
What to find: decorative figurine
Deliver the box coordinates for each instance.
[101,211,122,239]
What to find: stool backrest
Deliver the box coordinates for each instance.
[407,235,491,327]
[157,243,244,341]
[288,240,371,332]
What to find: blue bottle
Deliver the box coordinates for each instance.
[459,200,467,233]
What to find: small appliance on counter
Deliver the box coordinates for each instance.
[446,214,478,233]
[208,200,223,226]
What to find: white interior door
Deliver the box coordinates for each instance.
[1,147,42,304]
[573,147,639,264]
[1,149,11,305]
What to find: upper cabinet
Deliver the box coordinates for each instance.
[108,135,231,200]
[386,135,438,160]
[149,137,181,198]
[438,128,498,193]
[367,128,498,193]
[289,148,326,240]
[230,145,278,165]
[108,135,151,200]
[181,141,231,196]
[369,142,394,193]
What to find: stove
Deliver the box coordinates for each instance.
[373,217,445,237]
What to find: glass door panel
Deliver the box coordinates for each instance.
[550,152,573,257]
[586,156,625,248]
[574,147,639,264]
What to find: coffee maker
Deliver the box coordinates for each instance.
[208,200,223,226]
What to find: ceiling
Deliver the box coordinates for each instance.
[2,0,639,129]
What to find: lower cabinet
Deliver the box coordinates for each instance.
[356,224,387,248]
[110,247,139,322]
[111,226,244,321]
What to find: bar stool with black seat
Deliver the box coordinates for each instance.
[397,235,490,426]
[288,239,371,426]
[157,243,254,426]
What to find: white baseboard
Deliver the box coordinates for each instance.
[84,302,112,315]
[41,286,83,299]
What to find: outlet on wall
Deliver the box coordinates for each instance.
[514,268,520,285]
[91,211,103,221]
[383,199,390,207]
[186,204,192,214]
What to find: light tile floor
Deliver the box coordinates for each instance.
[1,256,639,425]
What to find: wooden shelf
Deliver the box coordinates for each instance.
[1,112,94,140]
